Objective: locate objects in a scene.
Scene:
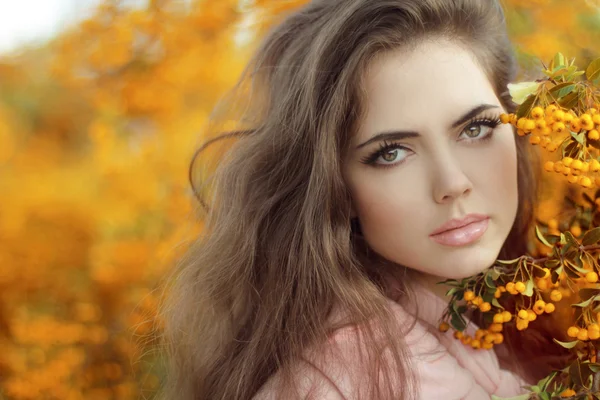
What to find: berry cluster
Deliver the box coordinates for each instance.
[501,105,600,188]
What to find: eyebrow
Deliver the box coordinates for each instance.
[355,103,500,149]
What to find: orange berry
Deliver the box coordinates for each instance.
[537,278,549,291]
[461,335,472,345]
[515,281,526,293]
[564,112,574,123]
[578,328,589,341]
[484,333,495,344]
[479,302,491,312]
[502,311,512,323]
[561,389,576,397]
[493,313,504,324]
[475,329,486,340]
[544,161,554,172]
[471,339,481,349]
[472,296,483,306]
[500,113,511,124]
[572,159,583,170]
[589,330,600,340]
[531,107,544,119]
[454,331,464,340]
[568,175,579,184]
[579,177,592,189]
[567,326,580,338]
[482,341,494,350]
[516,319,529,331]
[553,109,566,121]
[529,135,541,145]
[550,290,562,302]
[591,159,600,172]
[518,309,529,320]
[589,129,600,141]
[524,119,536,132]
[544,303,555,313]
[586,271,599,283]
[527,309,537,321]
[463,290,475,301]
[552,122,566,133]
[439,322,450,332]
[581,162,590,173]
[533,300,546,315]
[493,333,504,344]
[562,157,574,167]
[545,104,558,116]
[489,323,503,333]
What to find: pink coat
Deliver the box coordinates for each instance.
[254,283,529,399]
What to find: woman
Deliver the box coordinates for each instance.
[159,0,540,398]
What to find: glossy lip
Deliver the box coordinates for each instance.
[430,214,490,236]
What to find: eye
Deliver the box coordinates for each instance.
[360,141,411,167]
[458,117,501,142]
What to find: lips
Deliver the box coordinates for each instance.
[430,214,489,236]
[429,214,490,247]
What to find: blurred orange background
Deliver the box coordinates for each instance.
[0,0,599,399]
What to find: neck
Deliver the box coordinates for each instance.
[413,271,454,303]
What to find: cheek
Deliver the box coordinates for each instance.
[345,168,423,250]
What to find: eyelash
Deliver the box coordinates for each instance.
[359,116,501,168]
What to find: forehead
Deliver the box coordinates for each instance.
[356,40,500,139]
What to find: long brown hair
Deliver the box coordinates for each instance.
[157,0,539,398]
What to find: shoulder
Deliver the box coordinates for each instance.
[254,298,527,399]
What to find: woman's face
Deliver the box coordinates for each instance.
[343,39,519,280]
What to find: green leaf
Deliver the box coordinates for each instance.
[551,265,563,284]
[535,225,553,247]
[587,57,600,82]
[559,90,580,109]
[569,359,591,388]
[492,298,503,309]
[554,52,566,68]
[489,268,501,280]
[570,131,586,146]
[523,279,534,297]
[516,94,536,119]
[544,259,560,269]
[554,339,579,349]
[582,227,600,246]
[549,82,576,99]
[562,141,579,158]
[484,273,496,288]
[496,258,521,265]
[579,288,600,302]
[587,362,600,373]
[450,311,467,331]
[572,295,600,308]
[538,371,558,391]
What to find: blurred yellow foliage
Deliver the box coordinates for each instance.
[0,0,598,398]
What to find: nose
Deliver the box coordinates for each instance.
[431,153,473,204]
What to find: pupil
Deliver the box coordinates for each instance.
[468,125,481,137]
[383,150,397,162]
